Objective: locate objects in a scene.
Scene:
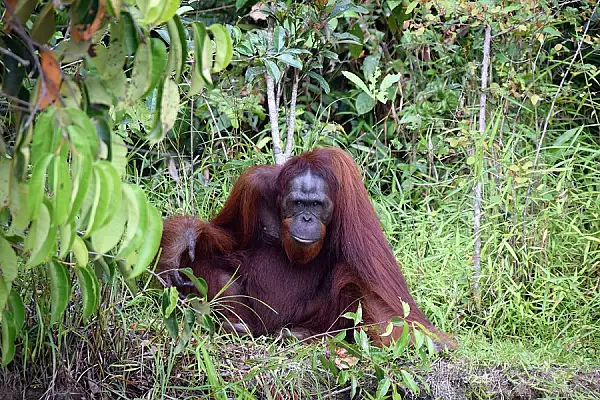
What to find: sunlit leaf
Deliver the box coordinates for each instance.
[91,189,127,255]
[208,24,233,72]
[342,71,371,97]
[72,235,89,268]
[128,203,163,278]
[116,185,148,259]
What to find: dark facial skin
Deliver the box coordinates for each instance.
[280,171,333,245]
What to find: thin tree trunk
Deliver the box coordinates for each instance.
[284,69,299,159]
[473,25,492,307]
[264,1,285,165]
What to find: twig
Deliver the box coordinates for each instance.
[0,46,30,66]
[284,68,299,159]
[472,25,492,306]
[264,1,285,165]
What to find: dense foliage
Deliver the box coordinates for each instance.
[1,0,599,398]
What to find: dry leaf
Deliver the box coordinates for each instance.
[72,0,106,41]
[333,347,359,369]
[38,49,62,109]
[249,2,267,21]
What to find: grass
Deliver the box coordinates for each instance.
[3,137,599,399]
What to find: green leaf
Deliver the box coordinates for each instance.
[8,290,25,333]
[80,166,111,237]
[30,1,56,45]
[189,22,211,96]
[104,19,127,80]
[276,53,302,69]
[48,260,71,324]
[401,370,419,393]
[116,185,148,259]
[273,26,285,52]
[146,38,168,97]
[126,40,153,105]
[91,192,127,255]
[65,108,100,158]
[166,16,186,82]
[76,264,99,321]
[179,268,208,298]
[138,0,166,24]
[128,203,163,279]
[7,181,30,237]
[161,286,179,318]
[379,73,401,95]
[109,0,123,17]
[208,24,233,72]
[58,223,76,259]
[376,378,391,399]
[1,310,16,366]
[342,71,371,97]
[308,71,330,94]
[25,202,56,268]
[0,236,18,284]
[28,153,53,220]
[0,158,10,211]
[72,235,89,267]
[95,161,122,227]
[159,78,180,136]
[264,59,281,83]
[157,0,180,24]
[355,92,375,114]
[51,154,71,226]
[67,153,92,224]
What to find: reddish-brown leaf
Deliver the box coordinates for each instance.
[38,49,62,109]
[2,0,19,33]
[71,0,106,41]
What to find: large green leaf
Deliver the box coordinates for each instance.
[25,202,56,267]
[128,203,162,278]
[125,40,153,105]
[116,185,148,259]
[208,24,233,73]
[166,15,187,83]
[0,236,18,284]
[145,38,168,97]
[76,264,100,321]
[1,310,16,366]
[28,154,53,220]
[48,260,71,325]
